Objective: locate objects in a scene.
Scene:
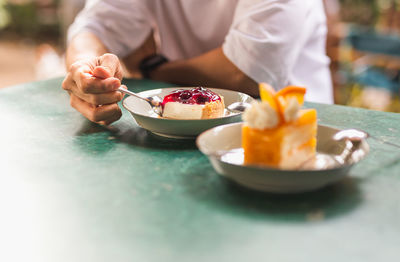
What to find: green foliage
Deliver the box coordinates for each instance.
[1,1,60,38]
[339,0,380,25]
[5,2,39,35]
[0,0,10,29]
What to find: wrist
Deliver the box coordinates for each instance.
[148,62,168,80]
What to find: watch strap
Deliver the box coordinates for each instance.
[139,54,169,79]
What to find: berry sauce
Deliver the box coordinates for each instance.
[162,87,221,107]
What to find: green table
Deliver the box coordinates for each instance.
[1,78,399,262]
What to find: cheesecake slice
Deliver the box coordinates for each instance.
[162,87,225,119]
[242,84,317,169]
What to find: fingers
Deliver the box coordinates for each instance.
[92,66,112,79]
[69,65,121,94]
[93,53,123,80]
[62,54,125,125]
[74,83,124,105]
[70,93,122,125]
[67,55,122,94]
[87,91,124,106]
[63,74,123,105]
[98,113,124,126]
[80,75,120,94]
[77,90,123,106]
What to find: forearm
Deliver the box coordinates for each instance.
[66,31,109,68]
[150,48,259,96]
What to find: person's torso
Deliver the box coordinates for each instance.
[144,0,238,59]
[142,0,332,103]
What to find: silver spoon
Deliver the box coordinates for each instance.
[300,128,369,169]
[226,102,252,114]
[118,86,163,116]
[334,128,400,161]
[333,129,369,164]
[333,129,369,142]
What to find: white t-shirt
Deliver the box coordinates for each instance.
[68,0,333,104]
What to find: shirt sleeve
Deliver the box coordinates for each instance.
[67,0,152,58]
[222,0,313,90]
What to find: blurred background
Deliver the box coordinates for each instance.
[1,0,400,112]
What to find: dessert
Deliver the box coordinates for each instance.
[161,87,225,119]
[242,83,317,169]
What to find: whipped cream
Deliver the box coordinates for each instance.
[283,97,300,122]
[243,101,279,129]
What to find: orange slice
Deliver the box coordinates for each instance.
[276,86,306,107]
[294,108,317,126]
[259,83,279,112]
[275,86,306,118]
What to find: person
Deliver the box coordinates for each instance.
[323,0,342,99]
[62,0,333,125]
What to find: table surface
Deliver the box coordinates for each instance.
[1,78,400,262]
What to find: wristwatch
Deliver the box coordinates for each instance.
[139,54,169,79]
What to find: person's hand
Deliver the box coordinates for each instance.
[62,53,125,125]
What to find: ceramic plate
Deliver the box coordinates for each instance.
[196,122,369,193]
[122,87,254,139]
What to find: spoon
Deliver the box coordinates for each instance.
[333,129,369,164]
[226,102,252,114]
[300,128,369,169]
[333,129,369,142]
[118,86,163,116]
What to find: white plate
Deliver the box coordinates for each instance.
[196,123,369,193]
[122,87,254,139]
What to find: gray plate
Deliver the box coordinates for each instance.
[122,87,254,139]
[196,122,369,193]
